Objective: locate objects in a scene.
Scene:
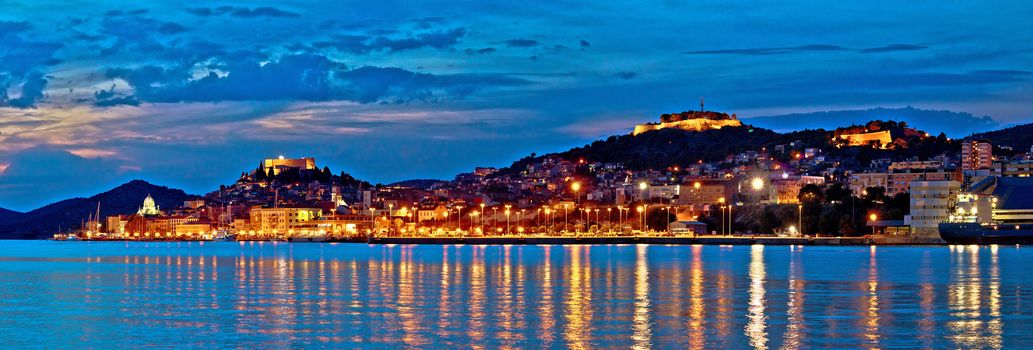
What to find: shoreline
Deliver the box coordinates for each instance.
[50,235,950,245]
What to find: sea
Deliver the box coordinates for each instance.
[0,241,1029,348]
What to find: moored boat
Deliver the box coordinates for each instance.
[939,222,1033,244]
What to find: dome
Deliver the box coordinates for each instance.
[137,194,161,216]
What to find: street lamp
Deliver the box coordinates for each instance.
[572,181,582,205]
[480,203,486,230]
[505,204,511,235]
[751,177,764,191]
[869,213,878,235]
[798,204,803,236]
[637,205,645,232]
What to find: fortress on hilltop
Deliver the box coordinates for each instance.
[632,98,743,135]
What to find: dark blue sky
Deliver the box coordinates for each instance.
[1,1,1032,211]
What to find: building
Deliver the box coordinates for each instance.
[106,215,128,236]
[137,195,162,216]
[248,206,322,232]
[675,179,734,205]
[850,171,955,197]
[632,111,742,135]
[773,176,825,204]
[889,160,943,172]
[837,130,892,148]
[668,221,708,236]
[962,141,993,171]
[905,180,961,237]
[998,161,1033,177]
[262,156,316,175]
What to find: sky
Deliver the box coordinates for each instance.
[1,1,1032,211]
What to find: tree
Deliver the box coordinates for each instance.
[646,208,675,231]
[321,166,332,182]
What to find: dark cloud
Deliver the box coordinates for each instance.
[465,47,496,55]
[186,6,300,18]
[502,39,539,48]
[96,14,189,56]
[94,85,140,106]
[860,44,928,53]
[0,21,61,108]
[314,28,466,54]
[687,43,931,55]
[579,39,591,48]
[0,20,31,34]
[4,72,47,108]
[103,53,527,105]
[615,72,636,80]
[104,9,148,17]
[685,44,847,55]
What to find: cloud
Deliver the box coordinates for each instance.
[313,28,466,54]
[103,53,528,104]
[615,71,636,80]
[860,44,928,53]
[501,39,539,48]
[579,39,591,48]
[4,71,47,108]
[104,9,149,17]
[0,21,61,108]
[465,47,496,55]
[187,6,300,18]
[686,43,931,56]
[0,21,31,33]
[685,44,847,55]
[96,14,189,56]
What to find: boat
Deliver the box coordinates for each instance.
[938,177,1033,244]
[213,230,237,242]
[939,222,1033,244]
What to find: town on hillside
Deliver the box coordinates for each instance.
[58,112,1033,244]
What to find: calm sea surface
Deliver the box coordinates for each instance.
[0,241,1030,349]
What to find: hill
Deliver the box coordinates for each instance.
[967,122,1033,150]
[746,106,999,137]
[500,118,956,175]
[388,179,447,190]
[0,180,196,239]
[0,207,21,223]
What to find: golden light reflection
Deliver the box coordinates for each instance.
[745,245,768,350]
[468,246,486,346]
[947,245,1002,349]
[437,246,452,338]
[632,244,652,350]
[863,246,881,348]
[564,245,593,349]
[781,246,804,348]
[538,246,556,347]
[687,245,705,348]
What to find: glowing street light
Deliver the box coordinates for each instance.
[750,177,764,191]
[571,181,582,205]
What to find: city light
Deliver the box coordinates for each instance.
[751,177,764,191]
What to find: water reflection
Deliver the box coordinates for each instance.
[0,242,1027,348]
[864,246,881,348]
[632,245,651,350]
[745,245,767,349]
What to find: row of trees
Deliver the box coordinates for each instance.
[678,183,910,236]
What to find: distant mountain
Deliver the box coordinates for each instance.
[967,122,1033,150]
[0,180,196,239]
[746,106,1000,137]
[389,179,447,190]
[0,207,21,223]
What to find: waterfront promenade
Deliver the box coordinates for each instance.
[368,234,943,245]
